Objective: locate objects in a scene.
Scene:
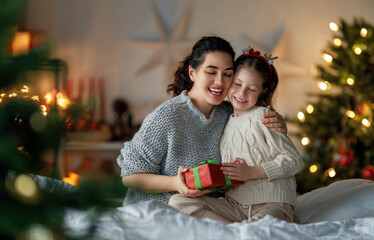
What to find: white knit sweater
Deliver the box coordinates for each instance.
[220,106,303,206]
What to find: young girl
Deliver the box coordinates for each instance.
[117,37,287,205]
[169,48,302,224]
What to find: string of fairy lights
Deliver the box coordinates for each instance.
[296,21,372,178]
[0,85,70,115]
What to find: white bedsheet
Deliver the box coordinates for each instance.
[58,178,374,239]
[65,200,374,240]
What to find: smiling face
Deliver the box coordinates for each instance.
[187,51,234,117]
[227,67,264,117]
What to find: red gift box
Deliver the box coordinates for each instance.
[185,159,244,190]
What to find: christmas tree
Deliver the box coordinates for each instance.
[291,18,374,194]
[0,1,125,239]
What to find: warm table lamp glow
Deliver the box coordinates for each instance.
[12,31,31,56]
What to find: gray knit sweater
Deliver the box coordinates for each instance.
[117,91,232,205]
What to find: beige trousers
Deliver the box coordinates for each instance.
[169,194,295,225]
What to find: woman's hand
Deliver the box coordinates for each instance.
[262,105,287,134]
[173,166,211,197]
[221,158,267,181]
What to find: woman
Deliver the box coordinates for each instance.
[117,36,287,205]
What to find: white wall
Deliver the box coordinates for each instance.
[25,0,374,126]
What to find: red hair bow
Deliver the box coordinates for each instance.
[237,47,273,77]
[247,48,260,56]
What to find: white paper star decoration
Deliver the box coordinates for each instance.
[131,3,195,83]
[237,30,309,77]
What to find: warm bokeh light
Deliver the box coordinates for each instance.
[44,92,53,104]
[9,93,17,98]
[309,164,318,173]
[41,105,48,116]
[297,111,305,122]
[58,98,69,109]
[360,28,368,37]
[21,85,29,93]
[346,77,355,85]
[345,110,355,119]
[15,115,23,123]
[31,95,40,102]
[318,81,329,91]
[323,53,333,63]
[329,22,339,32]
[306,104,314,114]
[14,174,38,199]
[354,47,362,55]
[333,38,342,46]
[301,137,310,146]
[326,168,336,178]
[62,172,79,186]
[43,91,71,109]
[56,92,70,109]
[362,119,371,127]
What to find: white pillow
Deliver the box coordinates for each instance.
[295,179,374,223]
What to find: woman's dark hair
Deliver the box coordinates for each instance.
[234,56,279,107]
[167,36,235,96]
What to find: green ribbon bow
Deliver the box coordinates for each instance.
[193,158,232,190]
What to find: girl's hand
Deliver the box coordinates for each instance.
[173,166,211,197]
[221,158,251,181]
[262,105,287,134]
[221,158,267,181]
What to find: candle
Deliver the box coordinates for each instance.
[66,78,72,99]
[78,78,84,105]
[98,77,105,122]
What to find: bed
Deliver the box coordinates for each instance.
[58,178,374,240]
